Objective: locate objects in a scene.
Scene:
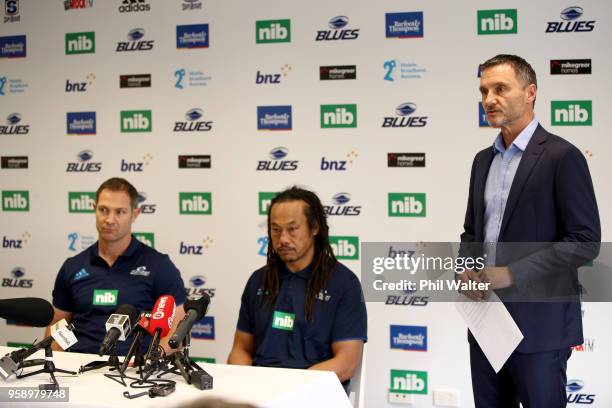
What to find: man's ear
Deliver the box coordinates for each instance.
[131,207,141,223]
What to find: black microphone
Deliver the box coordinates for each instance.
[119,311,151,374]
[0,297,54,327]
[168,294,210,349]
[142,295,175,380]
[98,304,138,356]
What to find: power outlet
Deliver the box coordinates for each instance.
[433,389,460,407]
[388,392,414,405]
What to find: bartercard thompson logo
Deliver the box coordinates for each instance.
[67,112,96,135]
[388,193,426,217]
[566,379,596,404]
[1,156,28,169]
[68,192,95,213]
[477,9,517,34]
[134,232,155,248]
[0,35,26,58]
[385,12,423,38]
[4,1,20,23]
[2,191,29,211]
[384,60,426,81]
[186,275,216,298]
[65,0,93,10]
[550,59,591,75]
[546,7,595,33]
[2,267,33,288]
[256,147,298,171]
[320,150,358,171]
[174,108,213,132]
[316,16,359,41]
[329,236,359,260]
[255,64,291,85]
[389,370,428,400]
[175,68,211,88]
[479,102,490,127]
[388,153,425,168]
[119,0,150,13]
[320,65,356,80]
[382,103,428,128]
[257,106,292,130]
[256,19,291,43]
[324,193,361,216]
[66,150,102,172]
[121,110,151,132]
[179,192,212,215]
[258,192,276,215]
[66,73,95,92]
[551,101,592,126]
[0,113,29,135]
[179,155,211,169]
[321,104,357,128]
[120,73,151,88]
[176,24,209,49]
[192,316,215,339]
[390,325,427,351]
[116,28,153,52]
[0,75,28,95]
[65,32,95,54]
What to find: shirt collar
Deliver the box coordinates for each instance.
[492,117,539,154]
[279,261,313,280]
[90,235,141,262]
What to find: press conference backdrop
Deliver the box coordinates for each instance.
[1,1,610,406]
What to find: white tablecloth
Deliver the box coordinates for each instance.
[0,346,351,408]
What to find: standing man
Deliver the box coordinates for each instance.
[46,177,186,355]
[459,55,600,407]
[228,187,367,386]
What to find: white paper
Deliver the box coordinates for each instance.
[455,293,523,372]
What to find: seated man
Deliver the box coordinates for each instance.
[45,177,186,354]
[228,186,367,386]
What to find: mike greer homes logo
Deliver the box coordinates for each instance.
[92,289,118,306]
[120,74,151,88]
[382,103,428,128]
[66,73,95,92]
[65,32,95,54]
[551,101,592,126]
[550,59,591,75]
[257,106,292,130]
[68,192,95,213]
[121,110,151,132]
[2,191,29,211]
[1,156,28,169]
[176,24,209,49]
[66,150,102,172]
[385,12,423,38]
[179,155,211,169]
[0,113,29,135]
[389,370,428,398]
[329,236,359,260]
[321,104,357,128]
[67,112,96,135]
[258,192,277,215]
[0,35,26,58]
[179,192,212,215]
[272,311,295,331]
[119,0,150,13]
[324,193,361,216]
[4,0,20,23]
[316,16,359,41]
[477,9,517,35]
[174,108,213,132]
[388,153,426,168]
[116,28,153,52]
[257,147,298,171]
[256,19,291,43]
[320,65,356,80]
[546,7,595,33]
[388,193,426,217]
[134,232,155,248]
[390,325,427,351]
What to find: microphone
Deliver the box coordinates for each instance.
[0,319,77,380]
[142,295,175,377]
[169,294,210,349]
[98,304,138,356]
[0,297,54,327]
[119,311,150,374]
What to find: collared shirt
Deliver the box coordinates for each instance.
[52,236,186,355]
[483,118,539,263]
[237,261,367,370]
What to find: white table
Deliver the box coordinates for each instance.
[0,346,351,408]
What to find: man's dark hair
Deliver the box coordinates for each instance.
[95,177,138,210]
[262,186,337,321]
[481,54,537,89]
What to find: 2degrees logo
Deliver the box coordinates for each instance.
[324,193,361,216]
[0,113,29,135]
[382,103,428,128]
[2,267,33,288]
[67,232,96,252]
[66,150,102,172]
[256,147,298,171]
[116,28,154,52]
[315,16,359,41]
[566,379,596,404]
[137,192,156,214]
[186,275,216,298]
[546,7,595,33]
[174,108,213,132]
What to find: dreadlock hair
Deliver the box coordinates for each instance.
[261,186,337,321]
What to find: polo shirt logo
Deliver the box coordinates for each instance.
[73,268,90,282]
[272,311,295,331]
[92,289,118,306]
[129,266,150,277]
[316,289,331,302]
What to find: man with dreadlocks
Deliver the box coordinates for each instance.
[228,186,367,386]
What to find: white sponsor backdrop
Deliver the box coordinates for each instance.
[1,1,610,406]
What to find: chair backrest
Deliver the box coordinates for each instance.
[348,342,367,408]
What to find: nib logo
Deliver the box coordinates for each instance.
[134,232,155,248]
[256,19,291,43]
[388,193,426,217]
[272,311,295,331]
[68,192,95,213]
[321,104,357,128]
[329,236,359,260]
[92,289,118,306]
[477,9,517,34]
[121,110,152,132]
[389,370,428,395]
[65,32,95,54]
[258,192,277,215]
[551,101,592,126]
[2,191,29,211]
[179,192,212,214]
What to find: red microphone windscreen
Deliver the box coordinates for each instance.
[147,295,176,337]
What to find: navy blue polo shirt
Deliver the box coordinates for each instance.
[52,236,186,355]
[237,261,367,370]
